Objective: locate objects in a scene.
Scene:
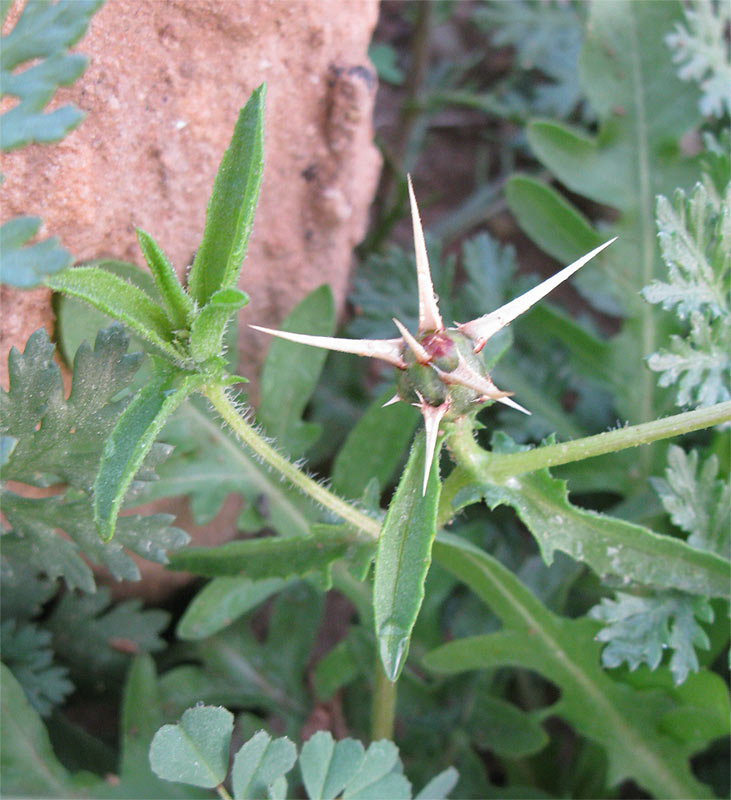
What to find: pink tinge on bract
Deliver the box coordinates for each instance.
[250,182,618,496]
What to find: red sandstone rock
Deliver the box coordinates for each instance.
[1,0,381,393]
[0,0,382,594]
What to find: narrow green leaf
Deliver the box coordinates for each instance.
[428,534,715,799]
[505,175,602,263]
[94,365,205,541]
[45,266,183,363]
[176,576,288,641]
[168,527,366,581]
[332,388,420,500]
[189,287,248,363]
[149,706,233,789]
[0,216,73,287]
[299,731,365,800]
[189,85,266,305]
[373,434,441,681]
[258,285,336,458]
[231,731,297,800]
[136,229,194,330]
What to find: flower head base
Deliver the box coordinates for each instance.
[252,176,617,494]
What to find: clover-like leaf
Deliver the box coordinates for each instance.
[149,706,234,789]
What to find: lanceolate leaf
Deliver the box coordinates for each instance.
[94,364,206,541]
[505,176,602,265]
[44,267,184,363]
[176,576,290,641]
[332,387,420,500]
[373,434,441,681]
[427,534,716,799]
[189,85,266,306]
[136,229,194,331]
[0,664,99,797]
[168,526,371,583]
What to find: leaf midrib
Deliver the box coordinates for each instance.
[464,546,703,797]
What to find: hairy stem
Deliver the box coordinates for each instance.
[440,402,731,523]
[370,661,398,742]
[487,402,731,479]
[204,384,380,539]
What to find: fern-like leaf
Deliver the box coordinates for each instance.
[665,0,731,118]
[0,326,188,592]
[651,445,730,560]
[0,620,73,716]
[0,0,103,150]
[590,590,713,686]
[642,181,731,409]
[46,588,169,686]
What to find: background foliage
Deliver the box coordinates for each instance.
[1,1,729,799]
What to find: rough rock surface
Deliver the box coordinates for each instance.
[1,0,381,390]
[1,0,381,595]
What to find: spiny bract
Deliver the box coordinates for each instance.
[252,177,616,493]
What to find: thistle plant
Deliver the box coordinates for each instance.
[253,177,616,492]
[4,63,731,799]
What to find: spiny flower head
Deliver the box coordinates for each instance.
[252,177,616,493]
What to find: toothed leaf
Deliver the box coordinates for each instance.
[0,326,187,591]
[0,0,102,150]
[0,216,72,287]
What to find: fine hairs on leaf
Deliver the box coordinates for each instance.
[642,181,731,410]
[651,444,730,560]
[0,325,189,592]
[150,715,458,799]
[665,0,731,118]
[589,590,713,686]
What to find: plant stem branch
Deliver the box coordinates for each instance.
[486,402,731,480]
[370,660,398,741]
[440,402,731,524]
[204,384,380,539]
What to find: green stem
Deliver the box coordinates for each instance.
[440,402,731,524]
[487,402,731,480]
[204,384,380,539]
[370,660,397,741]
[216,784,232,800]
